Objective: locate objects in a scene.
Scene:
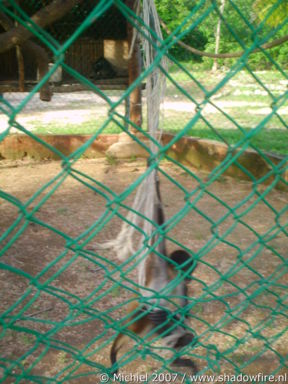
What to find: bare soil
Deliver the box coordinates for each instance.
[0,159,287,383]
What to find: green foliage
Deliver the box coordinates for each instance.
[253,0,288,27]
[156,0,288,70]
[155,0,207,61]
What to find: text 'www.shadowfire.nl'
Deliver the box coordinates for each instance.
[99,372,287,383]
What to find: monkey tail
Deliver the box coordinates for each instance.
[110,307,149,374]
[110,333,125,375]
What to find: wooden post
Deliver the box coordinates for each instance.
[16,45,25,92]
[126,0,142,134]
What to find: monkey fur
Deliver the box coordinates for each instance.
[110,172,198,374]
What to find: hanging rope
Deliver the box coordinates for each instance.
[95,0,168,291]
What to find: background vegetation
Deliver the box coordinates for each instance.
[155,0,288,69]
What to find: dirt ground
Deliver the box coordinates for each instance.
[0,158,287,383]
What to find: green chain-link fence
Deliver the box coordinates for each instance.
[0,0,287,383]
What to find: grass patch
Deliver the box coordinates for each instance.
[105,153,118,165]
[166,67,287,101]
[31,119,122,135]
[30,115,288,155]
[168,65,286,83]
[167,125,288,155]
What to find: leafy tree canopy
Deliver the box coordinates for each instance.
[155,0,288,69]
[155,0,208,61]
[254,0,288,27]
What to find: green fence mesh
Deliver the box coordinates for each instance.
[0,0,287,383]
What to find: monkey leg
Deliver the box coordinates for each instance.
[110,306,184,374]
[110,307,198,375]
[149,312,198,373]
[170,332,198,373]
[147,309,198,373]
[171,357,198,373]
[148,309,194,346]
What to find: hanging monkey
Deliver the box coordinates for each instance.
[110,171,198,374]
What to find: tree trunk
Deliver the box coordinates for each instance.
[212,0,226,72]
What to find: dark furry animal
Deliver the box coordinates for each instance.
[91,57,116,80]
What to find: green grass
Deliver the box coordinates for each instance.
[169,64,286,83]
[24,69,288,156]
[166,66,287,101]
[30,117,287,155]
[169,126,288,156]
[31,119,120,135]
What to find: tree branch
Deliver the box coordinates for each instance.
[160,19,288,59]
[0,0,84,53]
